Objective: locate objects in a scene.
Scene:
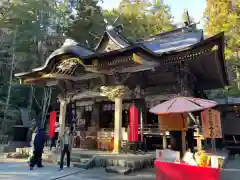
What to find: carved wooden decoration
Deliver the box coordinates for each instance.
[100,85,130,101]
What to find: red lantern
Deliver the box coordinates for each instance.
[129,104,139,142]
[48,111,57,137]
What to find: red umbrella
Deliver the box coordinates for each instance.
[150,97,217,114]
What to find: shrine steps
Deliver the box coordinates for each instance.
[10,147,155,174]
[71,150,155,174]
[71,154,95,169]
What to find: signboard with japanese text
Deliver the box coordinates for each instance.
[201,109,222,138]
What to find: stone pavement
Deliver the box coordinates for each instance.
[2,158,240,180]
[0,161,84,180]
[221,158,240,180]
[59,168,156,180]
[0,158,155,180]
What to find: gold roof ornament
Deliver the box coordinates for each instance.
[100,85,130,101]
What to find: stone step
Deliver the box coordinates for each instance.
[71,153,93,159]
[94,156,154,167]
[58,157,95,170]
[105,166,132,175]
[70,157,91,163]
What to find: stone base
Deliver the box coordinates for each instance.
[4,152,28,159]
[9,147,155,174]
[105,166,132,175]
[4,141,28,153]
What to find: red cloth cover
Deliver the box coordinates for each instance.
[129,104,139,142]
[48,111,57,137]
[155,160,220,180]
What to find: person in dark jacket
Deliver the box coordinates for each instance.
[29,127,46,170]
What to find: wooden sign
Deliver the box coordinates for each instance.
[201,109,222,138]
[158,114,187,131]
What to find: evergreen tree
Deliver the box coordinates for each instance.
[0,0,70,133]
[104,0,174,41]
[204,0,240,96]
[66,0,105,48]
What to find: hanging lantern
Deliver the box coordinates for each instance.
[49,111,57,138]
[129,104,139,142]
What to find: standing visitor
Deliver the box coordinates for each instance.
[30,127,38,147]
[28,127,38,163]
[59,127,73,170]
[29,127,46,170]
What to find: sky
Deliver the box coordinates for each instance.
[99,0,206,28]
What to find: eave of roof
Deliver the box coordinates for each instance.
[82,32,228,87]
[81,32,224,62]
[15,32,227,88]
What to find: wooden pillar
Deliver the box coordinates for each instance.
[170,131,184,157]
[113,97,123,153]
[182,131,186,155]
[186,128,195,151]
[162,131,167,149]
[196,128,202,150]
[59,99,67,136]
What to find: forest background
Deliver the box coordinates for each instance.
[0,0,238,135]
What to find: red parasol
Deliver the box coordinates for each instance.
[150,97,217,114]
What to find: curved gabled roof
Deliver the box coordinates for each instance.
[15,39,94,77]
[95,24,203,55]
[14,23,228,91]
[95,25,132,51]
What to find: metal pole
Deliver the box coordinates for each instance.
[140,111,143,143]
[211,138,216,153]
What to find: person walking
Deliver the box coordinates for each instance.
[59,127,73,170]
[28,127,38,163]
[29,127,46,170]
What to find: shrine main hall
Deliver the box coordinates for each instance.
[15,23,228,153]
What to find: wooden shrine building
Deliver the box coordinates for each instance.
[14,23,228,153]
